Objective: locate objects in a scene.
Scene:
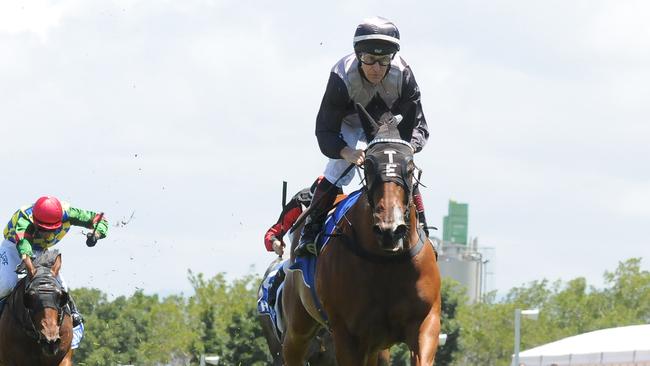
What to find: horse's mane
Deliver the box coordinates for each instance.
[33,249,60,268]
[371,112,402,141]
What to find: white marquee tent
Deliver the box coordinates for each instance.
[516,324,650,366]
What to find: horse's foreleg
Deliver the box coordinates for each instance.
[364,348,391,366]
[331,325,367,366]
[377,348,391,366]
[283,326,318,366]
[408,312,440,366]
[58,349,74,366]
[282,287,320,366]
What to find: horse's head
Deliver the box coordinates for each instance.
[22,251,69,354]
[357,103,416,253]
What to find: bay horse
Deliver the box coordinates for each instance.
[282,105,441,365]
[0,250,74,366]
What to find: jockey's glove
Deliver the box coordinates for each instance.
[86,232,100,247]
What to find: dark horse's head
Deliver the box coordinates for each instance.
[357,103,417,253]
[18,250,70,354]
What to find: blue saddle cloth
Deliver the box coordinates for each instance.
[289,189,363,323]
[257,260,285,332]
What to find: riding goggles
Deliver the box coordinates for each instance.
[358,53,394,66]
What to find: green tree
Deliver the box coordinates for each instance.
[73,289,198,366]
[135,295,198,363]
[187,270,269,364]
[453,293,515,366]
[436,279,467,365]
[220,307,269,365]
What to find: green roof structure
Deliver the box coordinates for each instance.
[442,200,468,245]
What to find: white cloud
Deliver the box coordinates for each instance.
[587,1,650,63]
[0,0,78,40]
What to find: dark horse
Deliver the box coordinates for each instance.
[282,105,441,365]
[0,250,74,366]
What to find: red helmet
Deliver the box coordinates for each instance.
[33,196,63,230]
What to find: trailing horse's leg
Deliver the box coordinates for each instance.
[258,313,283,365]
[407,312,440,366]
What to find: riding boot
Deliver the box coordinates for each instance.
[67,293,84,327]
[295,178,338,257]
[413,188,429,237]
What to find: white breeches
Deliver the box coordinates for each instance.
[0,239,68,299]
[323,123,367,187]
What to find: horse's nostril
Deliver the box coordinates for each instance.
[394,224,407,238]
[373,225,383,236]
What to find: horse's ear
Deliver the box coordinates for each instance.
[51,254,62,277]
[355,103,380,141]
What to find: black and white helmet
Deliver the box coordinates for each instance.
[353,16,400,55]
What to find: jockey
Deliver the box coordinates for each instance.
[294,16,430,257]
[264,177,331,256]
[0,196,108,329]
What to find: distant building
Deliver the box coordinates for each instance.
[442,200,469,245]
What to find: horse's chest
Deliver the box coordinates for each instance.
[344,289,417,331]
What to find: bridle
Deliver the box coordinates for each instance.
[17,267,69,343]
[362,138,416,221]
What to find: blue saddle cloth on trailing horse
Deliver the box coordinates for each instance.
[288,189,364,323]
[257,259,286,335]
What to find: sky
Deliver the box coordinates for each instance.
[1,0,649,298]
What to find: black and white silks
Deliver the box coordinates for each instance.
[315,53,429,160]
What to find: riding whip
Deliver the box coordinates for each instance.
[87,212,104,247]
[282,181,287,209]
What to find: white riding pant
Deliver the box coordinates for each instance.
[0,239,68,299]
[323,123,367,187]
